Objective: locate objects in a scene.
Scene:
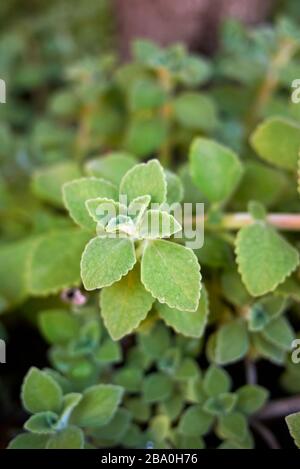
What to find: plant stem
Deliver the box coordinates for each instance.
[251,420,281,449]
[192,213,300,232]
[245,357,257,385]
[246,37,298,131]
[256,396,300,420]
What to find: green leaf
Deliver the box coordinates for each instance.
[204,393,237,416]
[250,117,300,170]
[217,412,248,443]
[149,415,170,441]
[0,238,35,309]
[248,296,287,331]
[126,398,151,423]
[165,170,184,205]
[31,162,81,208]
[39,310,80,344]
[114,367,143,393]
[28,229,90,295]
[91,408,131,443]
[236,385,269,415]
[189,137,243,203]
[235,222,299,296]
[21,367,63,414]
[252,333,286,364]
[125,116,167,157]
[178,405,213,437]
[57,393,83,428]
[46,426,84,449]
[63,177,118,231]
[143,372,173,403]
[71,384,123,428]
[261,316,294,351]
[159,395,183,422]
[173,92,218,131]
[139,323,171,360]
[128,195,151,224]
[100,265,154,340]
[215,319,249,365]
[128,77,166,111]
[24,412,58,434]
[157,287,209,337]
[95,339,121,364]
[81,236,136,290]
[286,412,300,448]
[85,152,137,186]
[8,433,49,449]
[203,365,231,397]
[137,210,181,239]
[141,240,201,312]
[120,159,167,204]
[85,197,126,224]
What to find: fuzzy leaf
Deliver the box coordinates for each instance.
[173,92,218,131]
[236,385,269,415]
[261,316,294,351]
[252,333,285,364]
[28,229,90,295]
[91,408,131,444]
[250,117,300,170]
[157,287,209,337]
[21,367,63,414]
[189,137,243,203]
[46,426,84,449]
[204,393,237,416]
[8,433,48,449]
[85,197,127,227]
[120,159,167,204]
[143,372,173,403]
[39,310,80,344]
[203,365,231,397]
[71,384,123,428]
[24,412,58,434]
[215,319,249,365]
[80,236,136,290]
[31,162,81,208]
[63,177,118,230]
[85,152,137,186]
[114,367,143,393]
[286,412,300,448]
[124,116,167,157]
[165,170,184,205]
[137,209,181,239]
[218,412,248,442]
[178,405,213,437]
[235,222,299,297]
[100,265,154,340]
[141,240,201,312]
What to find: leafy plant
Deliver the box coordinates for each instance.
[3,2,300,450]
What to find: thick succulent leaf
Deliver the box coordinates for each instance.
[141,239,201,312]
[28,229,90,295]
[85,197,127,226]
[120,159,167,204]
[250,117,300,170]
[203,365,231,397]
[80,236,136,290]
[31,162,81,208]
[217,412,248,443]
[70,384,123,428]
[63,177,118,230]
[235,222,299,297]
[252,333,286,364]
[261,316,294,351]
[85,152,137,186]
[189,137,243,203]
[24,412,58,434]
[165,169,184,205]
[157,287,209,337]
[100,265,154,340]
[21,367,63,414]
